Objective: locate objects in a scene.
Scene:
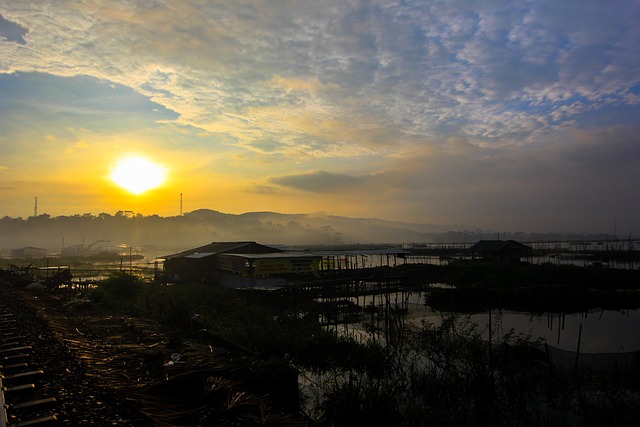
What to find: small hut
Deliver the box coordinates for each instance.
[162,241,321,287]
[11,246,48,258]
[469,240,531,262]
[162,241,280,283]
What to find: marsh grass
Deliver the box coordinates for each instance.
[88,275,322,354]
[305,313,640,426]
[88,272,640,426]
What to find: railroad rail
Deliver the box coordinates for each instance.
[1,303,57,427]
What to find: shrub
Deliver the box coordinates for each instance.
[90,272,144,310]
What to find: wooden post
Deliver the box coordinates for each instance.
[488,305,492,371]
[574,324,582,378]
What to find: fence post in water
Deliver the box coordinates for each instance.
[488,305,492,372]
[574,324,582,380]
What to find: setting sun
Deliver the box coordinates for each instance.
[110,156,166,194]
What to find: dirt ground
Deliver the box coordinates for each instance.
[5,284,309,426]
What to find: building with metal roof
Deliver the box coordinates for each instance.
[162,242,323,287]
[162,242,415,288]
[468,240,531,262]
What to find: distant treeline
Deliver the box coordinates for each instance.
[0,209,616,253]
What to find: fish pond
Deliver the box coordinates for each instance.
[319,288,640,353]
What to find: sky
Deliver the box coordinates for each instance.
[1,0,639,234]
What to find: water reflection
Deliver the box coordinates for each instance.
[322,290,640,353]
[466,309,640,353]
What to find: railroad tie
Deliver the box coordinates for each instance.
[9,414,59,427]
[0,355,30,364]
[0,337,25,343]
[0,344,21,350]
[0,364,29,372]
[2,384,35,394]
[0,295,58,427]
[0,348,31,355]
[9,398,57,411]
[1,371,44,381]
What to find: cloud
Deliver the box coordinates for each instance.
[270,170,361,193]
[0,1,639,231]
[1,0,637,153]
[362,125,640,231]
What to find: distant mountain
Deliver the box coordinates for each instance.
[0,209,614,255]
[230,210,469,243]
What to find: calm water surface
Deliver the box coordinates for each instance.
[328,291,640,353]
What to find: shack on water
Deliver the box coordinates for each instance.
[162,241,322,288]
[11,246,48,258]
[468,240,532,262]
[162,241,413,288]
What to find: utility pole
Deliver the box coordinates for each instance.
[180,193,183,216]
[34,196,38,217]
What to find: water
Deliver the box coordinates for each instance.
[457,309,640,353]
[323,290,640,353]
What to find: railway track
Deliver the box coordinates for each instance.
[0,280,157,426]
[1,302,58,427]
[0,278,310,426]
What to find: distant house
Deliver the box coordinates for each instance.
[162,241,321,288]
[469,240,531,262]
[11,246,48,259]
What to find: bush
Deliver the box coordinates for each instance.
[90,272,145,310]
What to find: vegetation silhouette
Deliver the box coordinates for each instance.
[0,210,617,251]
[84,266,640,426]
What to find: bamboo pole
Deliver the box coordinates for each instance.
[574,324,583,378]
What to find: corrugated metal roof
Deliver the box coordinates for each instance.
[164,241,280,259]
[184,252,218,259]
[165,242,412,260]
[222,252,321,259]
[310,249,413,256]
[469,240,531,251]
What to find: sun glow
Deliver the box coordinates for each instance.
[110,156,166,194]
